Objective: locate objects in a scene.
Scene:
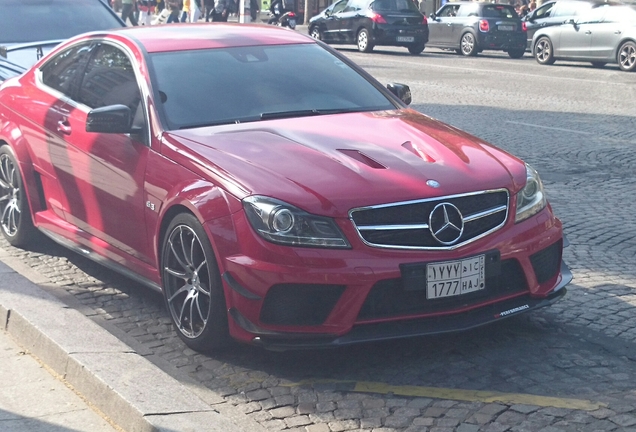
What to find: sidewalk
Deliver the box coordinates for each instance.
[0,331,118,432]
[0,250,260,432]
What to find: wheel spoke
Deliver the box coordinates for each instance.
[165,266,188,280]
[195,295,208,326]
[169,239,189,271]
[167,283,190,303]
[0,193,10,202]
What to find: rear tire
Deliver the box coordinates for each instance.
[161,213,230,353]
[357,28,374,53]
[408,42,425,55]
[460,32,478,56]
[508,48,525,59]
[0,145,37,247]
[617,41,636,72]
[534,37,555,65]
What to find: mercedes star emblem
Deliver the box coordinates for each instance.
[429,202,464,245]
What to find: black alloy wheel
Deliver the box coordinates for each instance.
[460,32,478,56]
[534,37,555,65]
[617,41,636,72]
[0,146,36,247]
[161,213,229,352]
[357,28,374,53]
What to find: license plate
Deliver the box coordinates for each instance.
[288,19,296,27]
[397,36,415,42]
[498,25,514,31]
[426,254,485,299]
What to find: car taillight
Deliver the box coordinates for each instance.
[521,21,527,31]
[421,15,428,24]
[479,19,489,32]
[370,12,387,23]
[288,12,296,17]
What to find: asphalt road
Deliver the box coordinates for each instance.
[1,47,635,431]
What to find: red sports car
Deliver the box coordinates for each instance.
[0,24,571,351]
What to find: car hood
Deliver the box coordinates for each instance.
[163,109,527,217]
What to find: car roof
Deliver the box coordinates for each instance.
[102,24,314,53]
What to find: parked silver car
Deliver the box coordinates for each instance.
[532,5,636,71]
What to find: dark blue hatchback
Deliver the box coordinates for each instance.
[308,0,430,55]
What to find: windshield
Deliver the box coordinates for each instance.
[0,0,124,44]
[149,44,396,130]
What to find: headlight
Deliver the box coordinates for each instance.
[515,163,547,223]
[243,196,350,248]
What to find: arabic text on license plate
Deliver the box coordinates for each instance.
[498,25,514,31]
[397,36,415,42]
[426,255,485,299]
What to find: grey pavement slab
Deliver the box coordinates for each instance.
[0,330,118,432]
[0,259,258,432]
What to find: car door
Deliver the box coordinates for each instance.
[321,0,349,42]
[338,0,369,43]
[46,41,153,263]
[587,7,625,60]
[557,8,605,58]
[429,4,460,47]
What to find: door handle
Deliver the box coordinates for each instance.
[584,30,591,34]
[57,120,72,135]
[614,30,622,34]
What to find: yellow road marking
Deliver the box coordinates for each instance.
[283,380,605,411]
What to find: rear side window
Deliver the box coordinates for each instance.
[553,1,592,17]
[40,44,93,98]
[482,5,518,18]
[372,0,419,13]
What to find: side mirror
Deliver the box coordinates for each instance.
[430,12,436,20]
[86,104,133,134]
[566,18,576,25]
[325,9,332,16]
[387,83,411,105]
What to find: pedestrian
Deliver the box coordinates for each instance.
[190,0,202,21]
[250,0,259,21]
[212,0,229,21]
[121,0,139,25]
[180,0,190,21]
[166,0,181,22]
[204,0,215,21]
[138,0,157,25]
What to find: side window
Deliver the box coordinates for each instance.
[438,4,459,17]
[40,44,92,98]
[457,4,478,17]
[554,2,587,17]
[332,0,348,13]
[343,0,366,12]
[77,43,140,114]
[534,3,553,19]
[576,7,605,23]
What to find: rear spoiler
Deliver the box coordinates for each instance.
[0,39,65,60]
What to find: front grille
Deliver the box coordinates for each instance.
[350,190,508,249]
[357,258,528,320]
[530,240,562,284]
[260,284,345,326]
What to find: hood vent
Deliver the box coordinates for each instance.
[337,149,386,169]
[402,141,435,163]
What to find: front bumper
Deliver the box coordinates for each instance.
[244,261,570,350]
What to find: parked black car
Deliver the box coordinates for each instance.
[427,2,527,58]
[308,0,429,54]
[523,0,616,49]
[0,0,125,81]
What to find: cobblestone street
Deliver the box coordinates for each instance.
[1,49,635,431]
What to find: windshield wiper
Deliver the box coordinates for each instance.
[260,108,360,120]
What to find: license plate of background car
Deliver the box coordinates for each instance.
[397,36,415,42]
[426,254,485,299]
[498,25,514,31]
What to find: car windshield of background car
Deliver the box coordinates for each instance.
[372,0,419,13]
[149,43,396,130]
[482,5,518,18]
[0,0,123,43]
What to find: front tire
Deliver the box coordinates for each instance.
[460,32,478,56]
[309,25,322,41]
[617,41,636,72]
[534,37,555,65]
[357,28,374,53]
[161,213,230,352]
[0,146,36,247]
[408,42,425,55]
